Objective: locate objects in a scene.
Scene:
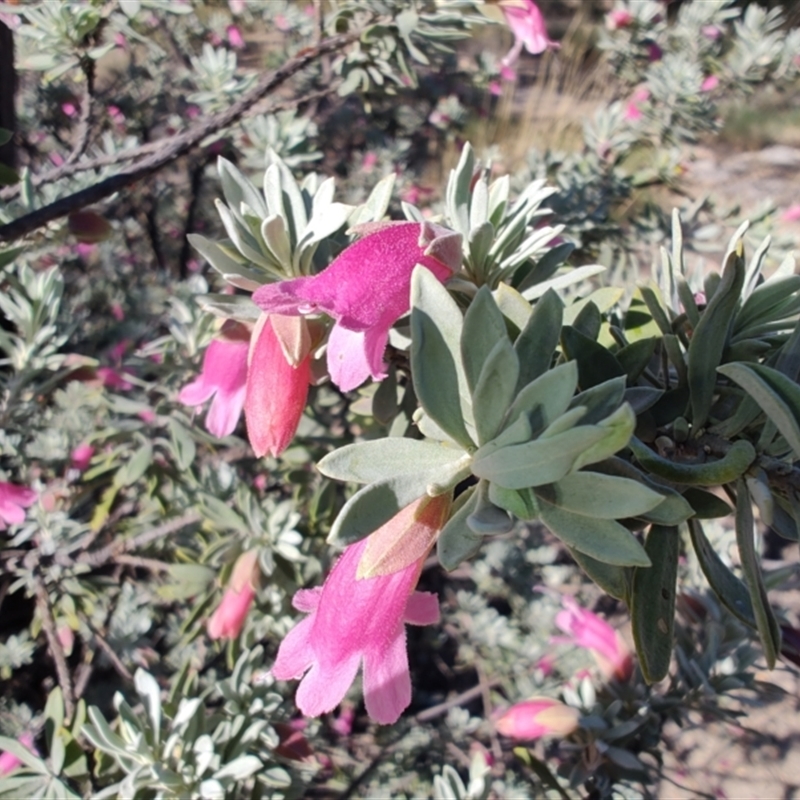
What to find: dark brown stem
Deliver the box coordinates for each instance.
[179,157,208,279]
[78,511,202,568]
[0,29,361,242]
[0,88,335,202]
[34,577,76,722]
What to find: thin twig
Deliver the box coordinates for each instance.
[34,576,76,721]
[0,30,360,242]
[114,553,173,572]
[90,625,134,683]
[179,156,209,279]
[0,88,336,202]
[78,510,202,568]
[414,679,501,722]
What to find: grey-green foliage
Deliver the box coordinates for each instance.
[319,267,668,575]
[82,654,294,800]
[188,44,257,112]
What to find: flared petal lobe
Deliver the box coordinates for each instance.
[179,322,250,438]
[273,494,451,724]
[0,482,36,530]
[244,314,311,457]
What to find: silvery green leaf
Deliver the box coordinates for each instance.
[572,403,636,471]
[688,518,756,628]
[350,174,396,226]
[570,300,601,341]
[561,325,625,390]
[514,288,563,389]
[569,548,629,601]
[515,242,574,292]
[460,285,508,392]
[521,264,606,301]
[214,200,272,270]
[718,361,800,459]
[410,266,474,449]
[266,150,308,239]
[616,337,656,382]
[538,497,651,567]
[542,472,664,519]
[735,479,780,668]
[260,214,292,269]
[467,221,495,276]
[563,287,623,327]
[735,274,800,334]
[742,233,772,300]
[472,424,606,490]
[437,486,481,570]
[472,338,519,445]
[688,243,745,429]
[317,438,468,484]
[188,234,268,289]
[218,157,267,219]
[631,525,679,683]
[469,175,489,230]
[328,475,435,546]
[487,174,509,227]
[297,201,351,252]
[569,376,626,425]
[492,283,532,331]
[0,736,47,773]
[488,483,539,520]
[196,293,262,322]
[445,142,475,238]
[504,360,578,436]
[134,670,161,745]
[213,755,263,781]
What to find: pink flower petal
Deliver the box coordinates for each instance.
[403,591,440,625]
[363,629,411,724]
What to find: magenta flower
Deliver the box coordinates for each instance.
[252,221,462,392]
[0,732,37,775]
[554,596,633,681]
[243,314,311,458]
[179,321,250,438]
[271,498,446,723]
[495,698,580,740]
[498,0,559,73]
[0,482,36,531]
[208,549,260,640]
[701,75,719,92]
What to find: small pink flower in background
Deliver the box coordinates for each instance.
[702,24,722,40]
[489,80,503,96]
[498,0,559,74]
[138,409,156,424]
[399,184,433,206]
[179,321,250,438]
[61,101,78,118]
[780,204,800,223]
[186,105,201,120]
[75,242,96,260]
[226,24,244,49]
[554,596,633,681]
[535,653,556,677]
[274,13,291,32]
[108,105,124,123]
[50,152,64,167]
[495,698,580,740]
[361,151,378,173]
[252,222,462,392]
[244,314,311,458]
[70,444,95,472]
[606,9,634,30]
[114,32,128,49]
[0,482,36,530]
[272,494,450,724]
[253,474,268,492]
[208,549,260,640]
[701,75,719,92]
[624,85,650,122]
[97,367,134,391]
[0,732,37,775]
[228,0,246,14]
[110,302,125,321]
[330,705,355,736]
[57,626,75,657]
[500,64,517,82]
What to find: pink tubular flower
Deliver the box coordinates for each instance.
[498,0,559,72]
[0,732,36,774]
[0,482,36,530]
[208,549,260,640]
[272,494,450,724]
[495,698,580,740]
[701,75,719,92]
[554,596,633,681]
[244,314,311,458]
[179,321,250,438]
[226,24,244,49]
[252,222,462,392]
[70,444,95,472]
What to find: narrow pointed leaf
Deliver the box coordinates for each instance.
[437,487,481,570]
[461,286,508,392]
[541,472,665,519]
[514,288,563,390]
[472,338,519,444]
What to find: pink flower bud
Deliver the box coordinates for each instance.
[207,549,260,640]
[226,24,244,49]
[70,444,95,472]
[606,9,634,30]
[61,102,78,118]
[0,482,36,530]
[701,75,719,92]
[495,698,580,740]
